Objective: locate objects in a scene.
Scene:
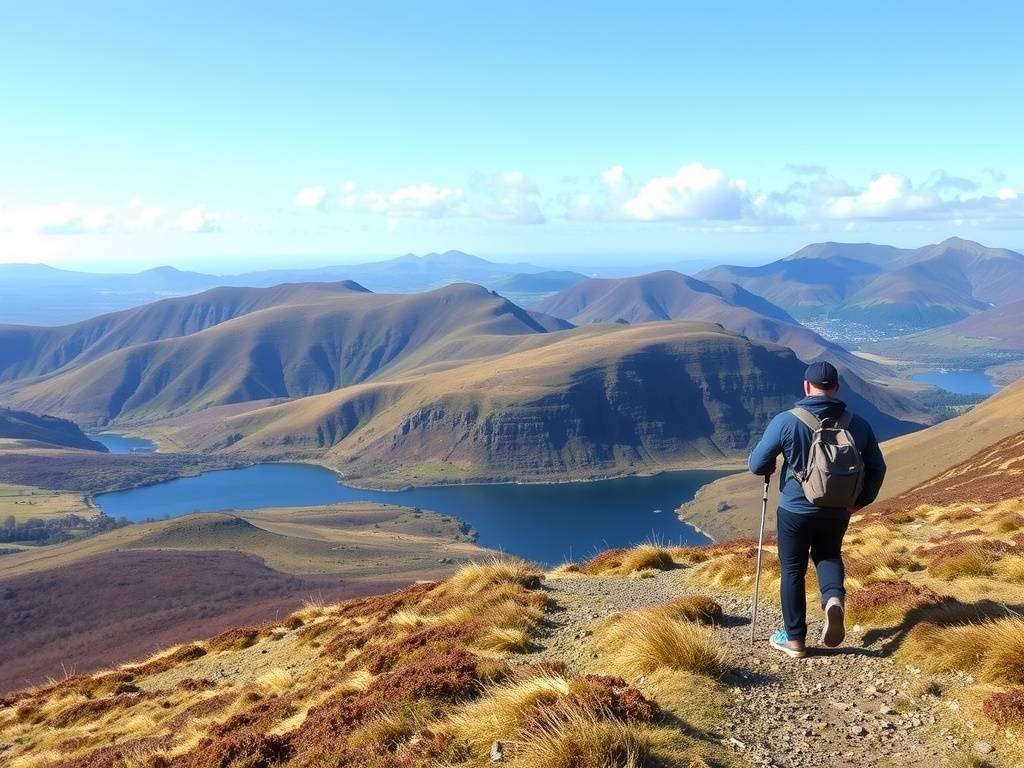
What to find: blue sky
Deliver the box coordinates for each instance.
[1,2,1022,271]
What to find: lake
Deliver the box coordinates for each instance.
[911,370,996,395]
[90,432,158,453]
[94,463,730,565]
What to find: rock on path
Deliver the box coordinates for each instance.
[523,570,1000,768]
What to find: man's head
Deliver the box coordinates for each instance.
[804,361,840,397]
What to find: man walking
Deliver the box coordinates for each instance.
[748,361,886,658]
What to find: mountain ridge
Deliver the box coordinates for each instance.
[698,237,1024,326]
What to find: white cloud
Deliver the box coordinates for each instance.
[129,207,168,232]
[295,184,327,209]
[342,182,466,219]
[819,174,941,220]
[567,163,751,222]
[0,203,114,235]
[623,163,748,221]
[471,170,545,224]
[997,187,1019,201]
[177,206,223,233]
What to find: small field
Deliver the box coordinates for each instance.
[0,483,92,522]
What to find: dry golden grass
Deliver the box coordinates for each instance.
[508,706,701,768]
[927,550,997,580]
[477,626,532,654]
[595,609,726,679]
[389,607,427,629]
[994,555,1024,583]
[616,545,676,575]
[447,673,572,751]
[255,668,294,696]
[662,595,723,625]
[901,617,1024,685]
[578,544,678,576]
[444,557,543,595]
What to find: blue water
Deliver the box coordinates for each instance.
[911,370,996,395]
[90,432,157,454]
[94,463,728,565]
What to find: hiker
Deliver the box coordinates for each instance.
[748,361,886,658]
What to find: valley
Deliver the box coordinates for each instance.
[2,237,1023,766]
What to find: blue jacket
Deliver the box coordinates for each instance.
[748,395,887,516]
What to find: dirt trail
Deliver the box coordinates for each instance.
[528,570,1001,768]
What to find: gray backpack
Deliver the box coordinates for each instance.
[790,407,865,507]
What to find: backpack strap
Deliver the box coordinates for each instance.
[789,407,820,432]
[790,407,853,430]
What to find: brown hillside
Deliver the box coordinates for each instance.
[0,504,488,693]
[891,298,1024,357]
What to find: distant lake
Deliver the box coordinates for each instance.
[911,370,996,395]
[94,463,728,565]
[90,432,157,454]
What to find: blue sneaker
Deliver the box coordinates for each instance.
[769,628,807,658]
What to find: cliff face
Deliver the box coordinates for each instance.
[169,322,914,487]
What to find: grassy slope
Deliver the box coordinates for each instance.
[0,559,740,768]
[678,375,1024,542]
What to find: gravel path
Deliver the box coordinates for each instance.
[525,570,1002,768]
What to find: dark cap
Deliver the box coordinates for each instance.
[805,361,839,389]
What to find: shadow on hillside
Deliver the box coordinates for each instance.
[862,599,1024,657]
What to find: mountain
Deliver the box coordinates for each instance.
[832,259,990,326]
[0,281,369,384]
[537,270,796,325]
[0,408,106,451]
[534,270,927,424]
[1,283,564,425]
[0,251,550,325]
[536,270,848,365]
[698,237,1024,328]
[696,244,886,317]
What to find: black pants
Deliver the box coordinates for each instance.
[776,508,850,641]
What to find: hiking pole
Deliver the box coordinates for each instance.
[750,474,771,647]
